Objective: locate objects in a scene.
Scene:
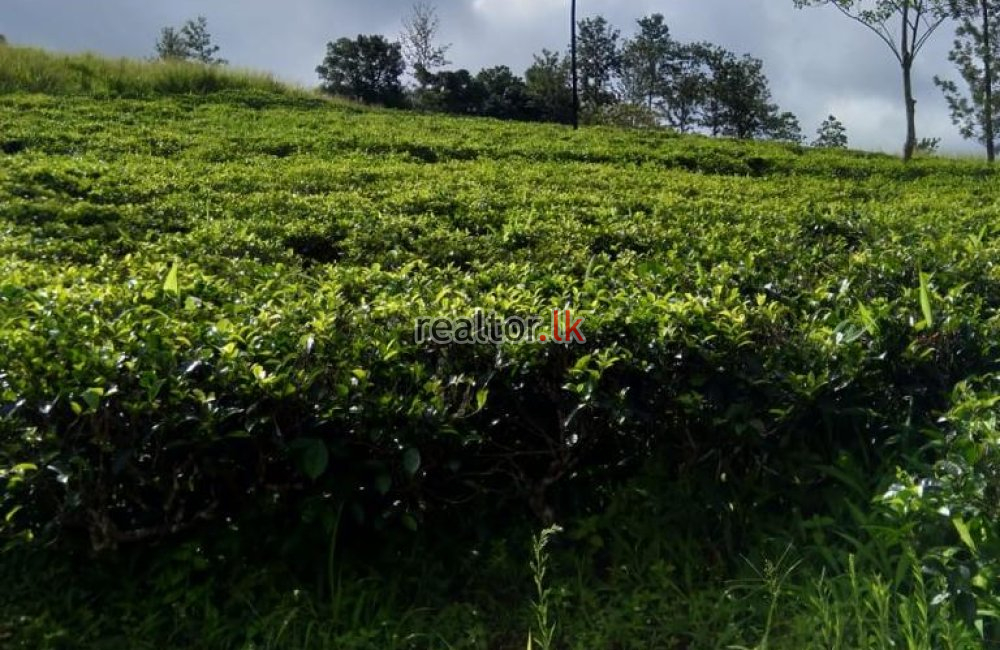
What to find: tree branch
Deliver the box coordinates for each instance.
[830,2,904,62]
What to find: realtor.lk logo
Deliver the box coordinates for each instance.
[415,310,586,345]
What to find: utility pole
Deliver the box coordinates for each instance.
[571,0,579,129]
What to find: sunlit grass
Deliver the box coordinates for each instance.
[0,44,305,98]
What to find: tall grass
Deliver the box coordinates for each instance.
[0,45,300,98]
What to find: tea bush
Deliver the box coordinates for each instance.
[3,46,1000,648]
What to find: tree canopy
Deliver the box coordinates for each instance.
[317,35,407,107]
[813,114,850,148]
[313,10,800,140]
[154,16,227,65]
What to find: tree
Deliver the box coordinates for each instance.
[934,0,1000,161]
[155,27,191,61]
[660,43,710,132]
[917,135,942,153]
[767,111,805,143]
[715,51,765,138]
[316,35,406,107]
[418,69,486,115]
[181,16,226,65]
[697,45,731,136]
[525,49,575,124]
[619,14,674,110]
[793,0,948,161]
[155,17,226,65]
[813,114,850,147]
[699,47,796,140]
[576,16,621,114]
[0,35,7,47]
[477,66,532,120]
[401,2,451,87]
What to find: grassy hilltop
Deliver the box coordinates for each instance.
[2,46,1000,649]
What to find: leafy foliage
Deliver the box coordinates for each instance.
[414,68,487,115]
[934,0,1000,160]
[2,68,999,553]
[155,16,227,65]
[316,35,407,107]
[918,135,943,154]
[2,46,1000,648]
[814,114,850,148]
[618,13,673,111]
[576,16,621,114]
[477,65,533,120]
[524,50,575,124]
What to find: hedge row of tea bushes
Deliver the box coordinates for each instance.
[2,65,1000,646]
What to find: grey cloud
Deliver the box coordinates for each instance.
[0,0,981,154]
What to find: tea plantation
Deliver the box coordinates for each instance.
[2,47,1000,649]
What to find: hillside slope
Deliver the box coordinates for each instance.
[2,47,1000,649]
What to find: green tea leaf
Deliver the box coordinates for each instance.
[164,259,180,295]
[290,438,328,481]
[919,272,933,328]
[403,448,421,477]
[81,387,104,411]
[5,506,22,523]
[857,302,878,336]
[953,517,976,552]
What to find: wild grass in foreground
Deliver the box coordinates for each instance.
[0,484,988,649]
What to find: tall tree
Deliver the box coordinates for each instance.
[401,2,451,88]
[477,66,532,120]
[722,54,787,139]
[180,16,226,65]
[660,42,709,132]
[418,69,486,115]
[0,35,7,46]
[526,49,574,124]
[767,111,805,143]
[697,45,799,140]
[619,14,674,110]
[813,114,850,147]
[576,16,621,114]
[316,35,406,107]
[935,0,1000,161]
[697,44,730,136]
[155,27,191,61]
[793,0,948,161]
[155,17,225,64]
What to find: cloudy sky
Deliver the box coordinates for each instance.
[0,0,983,155]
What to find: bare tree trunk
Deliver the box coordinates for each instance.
[571,0,580,130]
[984,0,996,162]
[901,2,917,162]
[903,59,918,161]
